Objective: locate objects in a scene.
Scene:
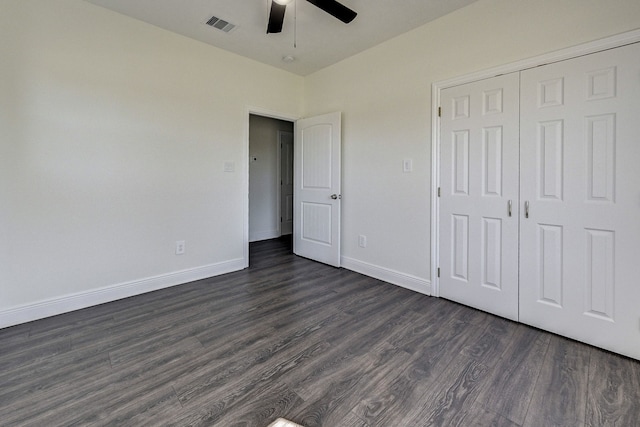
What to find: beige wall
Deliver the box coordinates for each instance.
[303,0,640,284]
[0,0,302,319]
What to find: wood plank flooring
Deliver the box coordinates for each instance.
[1,237,639,426]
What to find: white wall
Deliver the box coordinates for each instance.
[248,115,293,242]
[303,0,640,292]
[3,0,639,326]
[0,0,302,325]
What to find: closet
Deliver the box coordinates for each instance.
[438,42,640,360]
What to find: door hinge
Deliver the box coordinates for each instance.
[437,187,441,197]
[438,107,441,117]
[437,267,440,278]
[280,217,283,222]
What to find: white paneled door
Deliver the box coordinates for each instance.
[439,42,640,359]
[294,112,341,267]
[439,73,520,321]
[519,43,640,359]
[279,131,294,236]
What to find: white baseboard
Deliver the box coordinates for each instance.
[341,256,431,296]
[249,229,280,242]
[0,258,245,329]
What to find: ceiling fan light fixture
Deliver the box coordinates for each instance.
[273,0,294,5]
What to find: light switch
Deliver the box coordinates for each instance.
[403,159,413,173]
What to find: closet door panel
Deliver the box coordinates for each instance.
[440,73,520,321]
[519,42,640,360]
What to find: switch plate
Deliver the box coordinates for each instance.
[403,159,413,173]
[176,240,186,255]
[358,235,367,248]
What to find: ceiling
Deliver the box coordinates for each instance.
[85,0,479,76]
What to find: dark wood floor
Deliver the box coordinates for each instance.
[2,237,639,426]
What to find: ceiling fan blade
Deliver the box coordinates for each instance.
[306,0,357,24]
[267,1,287,33]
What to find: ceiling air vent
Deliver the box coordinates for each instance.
[205,16,236,33]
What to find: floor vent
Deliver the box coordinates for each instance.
[205,16,236,33]
[267,419,303,427]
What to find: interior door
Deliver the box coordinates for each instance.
[279,131,294,236]
[519,42,640,359]
[439,73,520,321]
[294,112,341,267]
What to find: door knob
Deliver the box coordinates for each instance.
[330,194,341,200]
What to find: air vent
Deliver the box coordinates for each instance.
[205,16,236,33]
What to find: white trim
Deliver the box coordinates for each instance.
[341,256,431,296]
[430,28,640,299]
[0,259,244,329]
[431,80,441,296]
[245,106,299,268]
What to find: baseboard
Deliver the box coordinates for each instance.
[0,258,245,329]
[249,229,280,242]
[340,256,431,296]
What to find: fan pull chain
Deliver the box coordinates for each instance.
[294,0,297,48]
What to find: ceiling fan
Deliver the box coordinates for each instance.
[267,0,357,34]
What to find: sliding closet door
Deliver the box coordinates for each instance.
[519,42,640,359]
[439,73,520,321]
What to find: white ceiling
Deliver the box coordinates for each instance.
[85,0,479,76]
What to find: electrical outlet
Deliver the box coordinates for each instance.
[358,235,367,248]
[175,240,186,255]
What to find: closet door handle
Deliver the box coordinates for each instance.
[524,201,530,218]
[508,200,512,217]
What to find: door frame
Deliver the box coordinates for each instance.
[431,29,640,296]
[244,107,298,268]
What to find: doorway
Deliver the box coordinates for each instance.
[245,109,343,269]
[248,114,294,244]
